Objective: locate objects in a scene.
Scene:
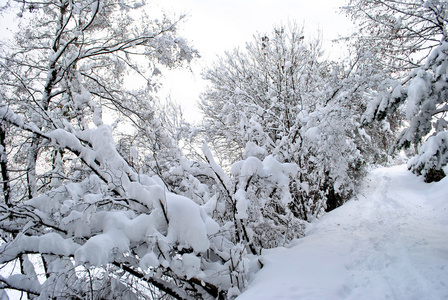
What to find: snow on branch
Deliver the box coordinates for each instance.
[361,83,406,125]
[0,274,41,296]
[0,233,80,265]
[0,99,225,297]
[408,131,448,182]
[202,142,232,192]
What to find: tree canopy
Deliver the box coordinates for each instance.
[200,25,397,219]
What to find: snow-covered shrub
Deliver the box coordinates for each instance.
[194,142,308,297]
[230,143,305,249]
[292,105,366,218]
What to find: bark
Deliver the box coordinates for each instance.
[0,125,11,206]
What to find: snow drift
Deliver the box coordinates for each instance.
[238,165,448,300]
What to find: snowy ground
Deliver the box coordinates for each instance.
[238,165,448,300]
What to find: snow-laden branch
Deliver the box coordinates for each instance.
[201,142,232,193]
[0,274,41,296]
[0,233,79,265]
[113,262,195,300]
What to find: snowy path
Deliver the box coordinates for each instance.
[238,165,448,300]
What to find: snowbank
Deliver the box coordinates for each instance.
[238,165,448,300]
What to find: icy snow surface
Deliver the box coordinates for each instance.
[238,165,448,300]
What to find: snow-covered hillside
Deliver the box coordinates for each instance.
[238,165,448,300]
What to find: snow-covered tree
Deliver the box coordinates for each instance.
[0,0,248,298]
[200,25,395,220]
[343,0,447,74]
[347,0,448,182]
[0,2,308,298]
[0,0,197,200]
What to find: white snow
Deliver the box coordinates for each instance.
[0,233,80,264]
[408,131,448,174]
[240,157,263,178]
[243,141,268,159]
[75,228,130,266]
[235,189,249,219]
[139,252,159,270]
[165,193,213,253]
[238,165,448,300]
[304,126,321,141]
[391,84,403,99]
[179,253,202,279]
[130,146,139,160]
[0,274,41,295]
[202,142,232,191]
[406,70,430,120]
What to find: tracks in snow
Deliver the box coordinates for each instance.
[238,165,448,300]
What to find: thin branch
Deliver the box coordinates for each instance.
[112,262,194,300]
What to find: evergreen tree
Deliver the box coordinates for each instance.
[347,0,448,182]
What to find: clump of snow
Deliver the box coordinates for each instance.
[165,193,213,253]
[235,189,248,219]
[394,16,402,29]
[391,84,403,99]
[74,211,156,266]
[130,146,138,160]
[202,142,232,190]
[240,157,263,178]
[1,274,42,295]
[0,101,25,127]
[243,141,268,160]
[262,155,297,204]
[406,69,430,120]
[304,126,320,141]
[126,181,154,209]
[180,253,202,279]
[92,105,103,127]
[232,154,298,210]
[75,229,130,266]
[425,41,448,69]
[139,252,159,271]
[0,233,80,264]
[408,131,448,176]
[234,87,244,95]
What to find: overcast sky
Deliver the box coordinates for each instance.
[149,0,355,121]
[0,0,355,122]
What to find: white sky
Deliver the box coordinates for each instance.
[149,0,355,122]
[0,0,355,122]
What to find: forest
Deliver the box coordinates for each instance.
[0,0,447,299]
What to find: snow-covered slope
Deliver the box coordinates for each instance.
[238,165,448,300]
